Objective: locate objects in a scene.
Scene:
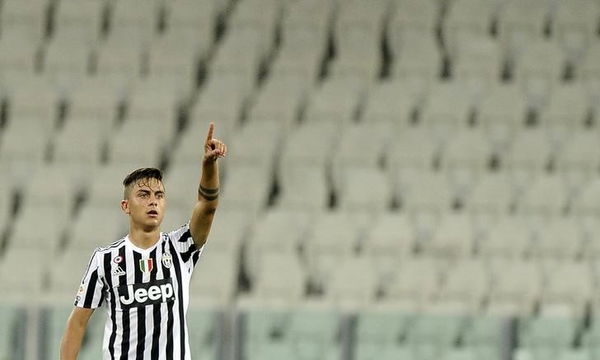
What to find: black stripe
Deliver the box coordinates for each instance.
[99,238,126,251]
[177,229,192,242]
[81,249,99,280]
[133,251,145,360]
[170,238,187,360]
[104,252,118,360]
[119,246,130,360]
[180,244,198,263]
[83,269,99,308]
[163,241,175,360]
[192,251,200,267]
[150,247,161,360]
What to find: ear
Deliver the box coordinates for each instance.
[120,199,130,214]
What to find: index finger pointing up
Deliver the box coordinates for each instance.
[205,122,215,143]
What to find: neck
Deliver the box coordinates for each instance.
[128,223,160,250]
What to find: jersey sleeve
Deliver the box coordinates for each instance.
[74,248,106,309]
[168,222,204,272]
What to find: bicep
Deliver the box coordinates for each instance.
[189,201,217,247]
[67,307,95,329]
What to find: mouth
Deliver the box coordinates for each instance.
[147,210,159,218]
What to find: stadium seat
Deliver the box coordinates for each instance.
[478,215,534,259]
[539,83,591,132]
[439,129,494,201]
[513,40,566,110]
[331,123,392,191]
[279,122,339,181]
[323,256,378,310]
[0,0,49,41]
[422,213,476,259]
[242,252,306,307]
[190,250,238,306]
[42,34,93,80]
[551,0,600,66]
[94,36,146,80]
[0,248,46,301]
[226,121,283,175]
[443,0,496,52]
[162,0,215,55]
[463,172,517,220]
[539,261,593,317]
[362,212,415,281]
[210,28,266,93]
[361,80,425,129]
[379,256,441,312]
[52,119,106,190]
[276,165,330,212]
[419,82,473,141]
[386,128,439,174]
[450,34,502,85]
[395,170,455,216]
[390,29,442,83]
[389,0,439,35]
[85,163,141,208]
[463,315,510,350]
[199,209,250,257]
[246,74,308,131]
[0,31,42,74]
[478,84,528,153]
[218,164,273,217]
[554,131,600,184]
[530,218,583,261]
[497,0,551,61]
[66,205,127,251]
[270,26,329,86]
[355,308,413,360]
[518,316,582,356]
[187,307,221,360]
[106,120,165,167]
[304,211,363,291]
[46,248,100,301]
[107,0,159,44]
[430,258,490,314]
[405,313,467,359]
[504,129,556,174]
[52,0,105,41]
[0,119,51,190]
[0,304,26,360]
[571,178,600,219]
[515,174,571,220]
[303,77,366,128]
[486,259,542,316]
[286,306,342,360]
[8,204,65,253]
[244,208,312,280]
[65,77,130,123]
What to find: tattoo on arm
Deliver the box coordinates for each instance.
[198,185,219,201]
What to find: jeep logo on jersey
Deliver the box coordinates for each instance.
[118,278,175,308]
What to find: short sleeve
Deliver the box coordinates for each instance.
[74,249,105,309]
[168,222,204,272]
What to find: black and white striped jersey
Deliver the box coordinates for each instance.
[75,223,203,360]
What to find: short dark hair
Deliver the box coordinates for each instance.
[123,168,164,199]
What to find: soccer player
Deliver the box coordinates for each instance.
[60,122,227,359]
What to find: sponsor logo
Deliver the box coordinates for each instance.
[162,252,172,268]
[113,256,123,264]
[139,258,154,273]
[113,266,126,276]
[118,278,175,308]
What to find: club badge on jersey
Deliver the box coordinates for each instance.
[139,259,154,273]
[162,253,172,269]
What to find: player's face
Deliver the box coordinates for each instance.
[121,178,166,230]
